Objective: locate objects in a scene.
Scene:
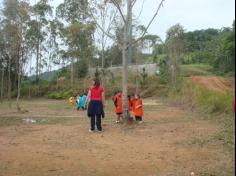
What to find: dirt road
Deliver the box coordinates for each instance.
[189,76,234,93]
[0,99,234,176]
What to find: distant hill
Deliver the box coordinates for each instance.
[28,70,59,81]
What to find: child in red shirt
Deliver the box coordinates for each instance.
[134,94,143,124]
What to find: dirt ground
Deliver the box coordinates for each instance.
[189,76,235,93]
[0,99,235,176]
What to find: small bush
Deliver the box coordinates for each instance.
[47,90,74,100]
[75,60,89,78]
[48,92,65,99]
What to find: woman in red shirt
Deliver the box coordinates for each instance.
[87,79,105,132]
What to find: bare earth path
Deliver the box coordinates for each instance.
[0,99,234,176]
[189,76,234,93]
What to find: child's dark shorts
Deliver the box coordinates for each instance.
[135,116,143,121]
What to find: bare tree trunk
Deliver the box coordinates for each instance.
[1,68,4,100]
[170,52,177,90]
[71,58,74,85]
[122,0,132,121]
[36,39,39,82]
[8,57,12,108]
[101,43,105,85]
[135,56,139,94]
[83,78,86,93]
[28,87,31,99]
[16,55,21,111]
[122,38,129,119]
[101,38,105,69]
[56,76,59,90]
[39,44,42,78]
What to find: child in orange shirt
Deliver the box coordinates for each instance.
[113,91,123,123]
[131,94,136,114]
[128,95,133,112]
[134,94,143,124]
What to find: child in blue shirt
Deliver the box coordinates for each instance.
[78,93,87,110]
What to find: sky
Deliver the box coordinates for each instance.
[0,0,235,39]
[48,0,235,40]
[133,0,235,40]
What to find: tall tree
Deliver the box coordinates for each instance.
[141,34,162,54]
[0,0,31,109]
[166,24,186,89]
[56,0,95,84]
[27,0,52,82]
[1,0,21,106]
[0,27,6,100]
[91,0,166,121]
[15,0,31,111]
[92,1,118,69]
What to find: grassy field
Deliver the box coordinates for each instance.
[0,98,235,176]
[180,64,215,77]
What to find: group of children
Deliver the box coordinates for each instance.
[69,91,144,124]
[112,91,144,124]
[69,93,88,111]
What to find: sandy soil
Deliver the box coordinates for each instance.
[189,76,234,93]
[0,99,234,176]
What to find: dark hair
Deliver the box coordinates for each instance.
[93,78,101,89]
[135,94,141,98]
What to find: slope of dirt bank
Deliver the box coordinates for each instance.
[0,99,234,176]
[189,76,235,93]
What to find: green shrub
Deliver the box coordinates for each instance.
[48,92,65,99]
[47,90,73,100]
[75,60,89,78]
[139,68,148,86]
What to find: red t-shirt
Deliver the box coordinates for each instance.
[90,85,104,101]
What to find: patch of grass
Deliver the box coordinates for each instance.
[198,163,235,176]
[48,92,69,99]
[186,137,214,147]
[170,79,235,153]
[180,64,214,77]
[0,117,22,127]
[140,76,169,98]
[149,117,191,125]
[213,115,235,152]
[170,80,234,114]
[37,117,72,125]
[0,116,76,127]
